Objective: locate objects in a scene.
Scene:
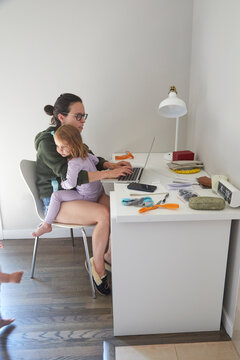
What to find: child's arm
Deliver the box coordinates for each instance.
[61,157,133,187]
[0,271,23,284]
[61,159,82,189]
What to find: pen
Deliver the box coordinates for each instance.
[173,180,199,185]
[129,192,168,196]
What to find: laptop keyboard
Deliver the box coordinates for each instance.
[118,167,143,182]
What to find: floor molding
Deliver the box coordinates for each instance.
[222,307,233,338]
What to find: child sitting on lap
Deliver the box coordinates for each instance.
[33,125,104,237]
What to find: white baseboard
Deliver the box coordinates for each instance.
[222,307,234,338]
[3,226,94,240]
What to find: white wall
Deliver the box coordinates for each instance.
[188,0,240,336]
[1,0,240,339]
[0,0,192,236]
[0,206,3,240]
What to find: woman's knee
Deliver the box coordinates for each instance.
[96,205,110,225]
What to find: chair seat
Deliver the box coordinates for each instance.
[20,159,96,298]
[52,222,95,229]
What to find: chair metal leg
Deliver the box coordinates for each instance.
[30,236,39,278]
[81,227,96,299]
[70,228,75,247]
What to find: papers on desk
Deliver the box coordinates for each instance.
[167,179,199,190]
[168,182,193,191]
[167,160,204,171]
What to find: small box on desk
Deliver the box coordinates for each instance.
[172,150,194,161]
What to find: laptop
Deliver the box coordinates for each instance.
[117,137,155,183]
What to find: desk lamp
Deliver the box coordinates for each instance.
[158,86,187,160]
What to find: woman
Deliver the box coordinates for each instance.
[35,93,132,295]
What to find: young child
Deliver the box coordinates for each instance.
[0,267,23,328]
[32,125,105,237]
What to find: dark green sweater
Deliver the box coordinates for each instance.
[35,126,107,198]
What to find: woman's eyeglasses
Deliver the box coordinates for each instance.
[62,112,88,121]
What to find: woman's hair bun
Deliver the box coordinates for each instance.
[44,105,54,116]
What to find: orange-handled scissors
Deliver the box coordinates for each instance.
[139,203,179,213]
[115,151,134,160]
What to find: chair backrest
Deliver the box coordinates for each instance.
[20,160,45,221]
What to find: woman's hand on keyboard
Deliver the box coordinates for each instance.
[104,166,133,179]
[103,161,132,170]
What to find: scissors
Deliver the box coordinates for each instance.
[121,196,154,207]
[139,197,179,213]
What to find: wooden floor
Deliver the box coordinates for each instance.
[0,238,230,360]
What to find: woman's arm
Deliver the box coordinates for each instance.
[87,148,108,171]
[61,159,80,189]
[88,165,133,182]
[38,136,129,187]
[103,160,132,170]
[37,138,68,178]
[61,159,133,187]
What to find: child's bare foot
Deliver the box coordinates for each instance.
[0,318,15,329]
[9,271,24,283]
[32,223,52,237]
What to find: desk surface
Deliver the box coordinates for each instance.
[110,153,237,336]
[111,153,240,222]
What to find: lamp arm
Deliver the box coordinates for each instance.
[175,117,179,152]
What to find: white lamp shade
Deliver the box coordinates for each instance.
[158,91,187,118]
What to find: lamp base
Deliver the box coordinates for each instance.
[164,152,173,161]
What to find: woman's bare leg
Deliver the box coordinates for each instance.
[98,192,110,208]
[55,200,109,277]
[98,193,111,264]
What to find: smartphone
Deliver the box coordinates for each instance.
[127,182,157,193]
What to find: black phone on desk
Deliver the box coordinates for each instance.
[127,182,157,193]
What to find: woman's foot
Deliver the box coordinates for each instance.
[85,258,111,296]
[104,253,111,265]
[0,318,15,329]
[104,253,111,272]
[32,223,52,237]
[96,274,110,296]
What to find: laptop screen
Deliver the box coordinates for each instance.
[141,137,155,171]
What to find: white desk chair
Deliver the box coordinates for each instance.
[20,159,96,298]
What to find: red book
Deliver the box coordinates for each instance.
[172,150,194,161]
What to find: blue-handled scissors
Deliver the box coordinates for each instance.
[121,197,154,207]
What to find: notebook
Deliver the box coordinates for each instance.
[117,137,155,183]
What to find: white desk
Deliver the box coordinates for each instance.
[110,153,240,336]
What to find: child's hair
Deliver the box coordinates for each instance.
[54,125,89,159]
